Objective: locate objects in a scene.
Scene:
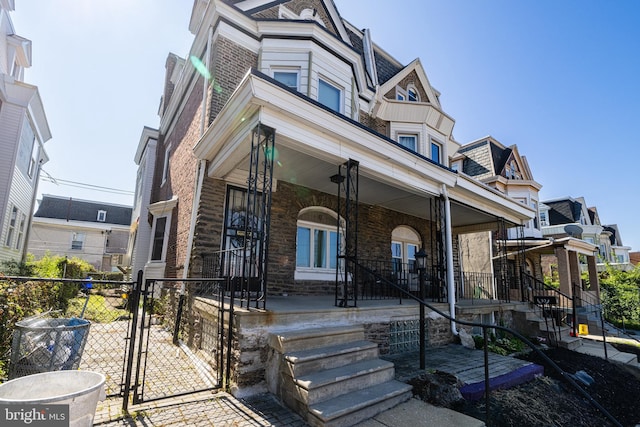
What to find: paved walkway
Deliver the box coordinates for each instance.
[95,339,640,427]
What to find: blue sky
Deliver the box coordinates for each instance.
[12,1,640,251]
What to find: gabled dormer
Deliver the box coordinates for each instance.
[454,136,543,237]
[368,58,456,166]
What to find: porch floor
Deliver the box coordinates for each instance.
[234,294,515,313]
[385,345,543,401]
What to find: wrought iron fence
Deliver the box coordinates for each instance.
[344,258,447,303]
[457,271,495,302]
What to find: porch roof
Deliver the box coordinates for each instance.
[194,69,534,230]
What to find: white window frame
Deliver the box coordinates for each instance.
[318,77,343,113]
[273,68,300,91]
[161,144,171,185]
[4,205,18,248]
[147,197,178,263]
[71,232,85,250]
[97,210,107,222]
[295,208,344,281]
[430,138,443,164]
[398,134,417,152]
[407,85,420,102]
[15,213,26,250]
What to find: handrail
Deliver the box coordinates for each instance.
[522,272,576,339]
[344,258,622,427]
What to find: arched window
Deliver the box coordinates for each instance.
[407,86,419,102]
[295,207,343,280]
[391,226,422,273]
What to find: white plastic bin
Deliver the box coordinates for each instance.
[0,370,105,427]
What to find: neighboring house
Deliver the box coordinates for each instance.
[630,252,640,266]
[452,137,600,302]
[540,197,628,272]
[128,126,159,278]
[0,0,51,265]
[603,224,633,271]
[28,195,132,272]
[131,0,548,409]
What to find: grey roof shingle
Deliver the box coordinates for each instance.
[35,195,132,226]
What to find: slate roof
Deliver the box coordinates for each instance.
[34,195,132,226]
[544,199,582,225]
[345,26,403,86]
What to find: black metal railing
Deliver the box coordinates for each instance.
[345,259,446,304]
[458,271,495,302]
[521,272,576,342]
[342,260,622,426]
[201,248,263,308]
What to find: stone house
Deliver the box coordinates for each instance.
[452,137,601,305]
[128,0,551,423]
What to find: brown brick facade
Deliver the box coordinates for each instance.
[207,37,258,125]
[383,70,429,102]
[190,178,436,296]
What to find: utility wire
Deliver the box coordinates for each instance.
[40,170,134,196]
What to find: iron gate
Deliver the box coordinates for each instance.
[122,273,231,410]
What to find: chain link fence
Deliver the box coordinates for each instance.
[0,277,136,397]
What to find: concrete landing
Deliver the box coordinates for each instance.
[354,397,485,427]
[385,344,543,400]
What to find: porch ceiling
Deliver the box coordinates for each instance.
[197,70,528,231]
[230,141,500,229]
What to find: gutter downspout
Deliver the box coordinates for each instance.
[442,184,458,335]
[181,25,213,288]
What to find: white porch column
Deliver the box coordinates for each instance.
[442,185,458,335]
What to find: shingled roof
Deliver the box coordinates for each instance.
[35,195,132,226]
[545,199,583,225]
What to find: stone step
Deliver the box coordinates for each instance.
[284,340,379,377]
[307,380,413,427]
[270,325,365,353]
[293,358,396,405]
[558,336,583,350]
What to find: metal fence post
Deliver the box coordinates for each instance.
[122,270,143,413]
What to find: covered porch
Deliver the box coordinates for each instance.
[192,69,535,312]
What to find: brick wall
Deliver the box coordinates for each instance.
[249,0,340,37]
[383,70,430,102]
[207,37,258,125]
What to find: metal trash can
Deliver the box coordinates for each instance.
[9,316,91,379]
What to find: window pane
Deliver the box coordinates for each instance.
[274,71,298,89]
[296,227,310,267]
[329,231,338,269]
[314,229,327,268]
[407,244,418,272]
[431,142,441,163]
[398,135,416,151]
[408,89,418,102]
[318,79,341,112]
[151,217,167,260]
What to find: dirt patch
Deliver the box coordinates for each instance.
[411,347,640,427]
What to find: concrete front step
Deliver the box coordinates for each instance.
[284,340,379,377]
[308,380,413,427]
[271,325,365,353]
[294,358,396,405]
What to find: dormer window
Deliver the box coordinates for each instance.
[318,78,342,113]
[274,70,299,90]
[408,87,419,102]
[396,85,420,102]
[398,134,417,151]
